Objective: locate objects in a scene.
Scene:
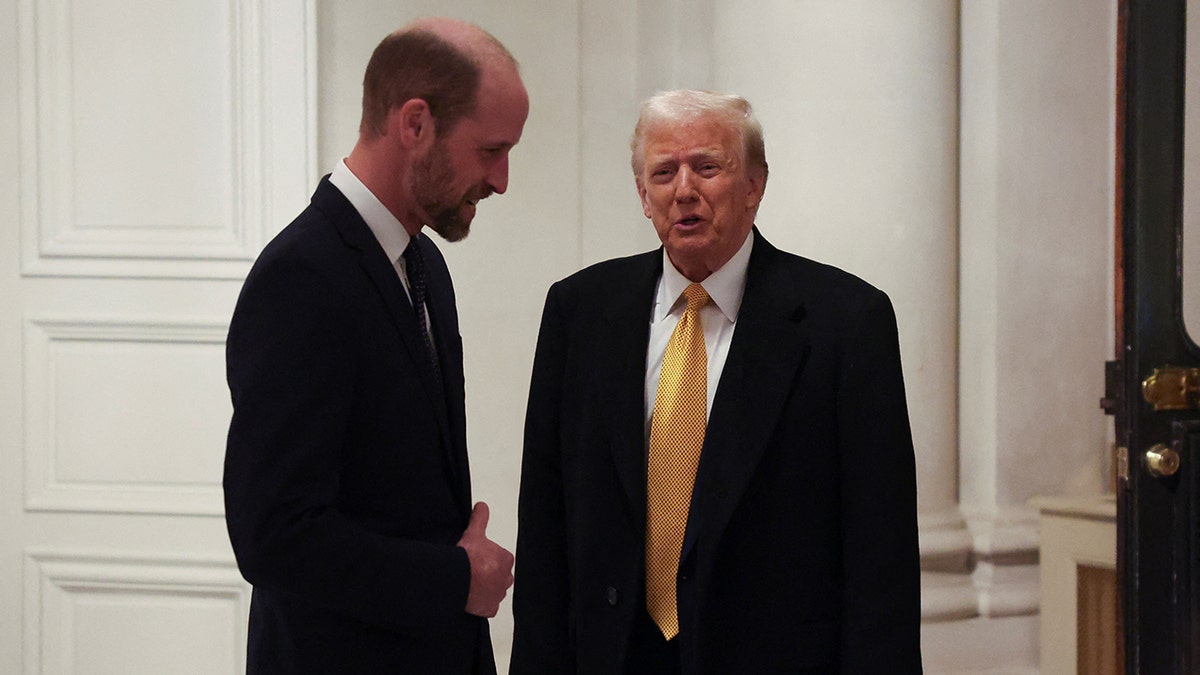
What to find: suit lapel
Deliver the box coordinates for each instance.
[312,180,456,459]
[600,252,663,519]
[684,232,812,558]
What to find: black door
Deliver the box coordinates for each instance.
[1115,0,1200,671]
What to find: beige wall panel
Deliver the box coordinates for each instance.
[990,1,1114,505]
[1,2,312,673]
[710,0,961,520]
[25,552,249,674]
[18,0,314,278]
[24,318,230,515]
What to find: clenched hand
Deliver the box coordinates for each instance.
[457,502,515,617]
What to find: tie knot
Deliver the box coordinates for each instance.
[683,283,710,312]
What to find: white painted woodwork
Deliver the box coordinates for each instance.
[0,1,313,673]
[25,552,249,674]
[1031,496,1118,675]
[23,318,231,515]
[18,0,314,278]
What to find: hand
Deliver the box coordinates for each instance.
[457,501,515,617]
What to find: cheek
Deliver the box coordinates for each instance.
[711,191,741,222]
[643,191,670,220]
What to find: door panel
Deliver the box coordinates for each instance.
[0,2,314,672]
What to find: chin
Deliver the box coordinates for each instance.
[429,218,471,242]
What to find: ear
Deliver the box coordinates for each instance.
[745,171,767,210]
[636,178,653,219]
[386,98,435,149]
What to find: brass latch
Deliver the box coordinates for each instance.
[1145,443,1181,478]
[1142,367,1200,411]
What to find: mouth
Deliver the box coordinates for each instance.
[675,215,703,228]
[465,189,493,208]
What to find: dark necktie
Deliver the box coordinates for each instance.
[402,238,442,387]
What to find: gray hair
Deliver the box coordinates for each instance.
[630,89,768,180]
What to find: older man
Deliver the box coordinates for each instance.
[223,18,527,674]
[511,90,921,674]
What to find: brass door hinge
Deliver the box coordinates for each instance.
[1142,367,1200,411]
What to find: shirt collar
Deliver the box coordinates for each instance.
[656,229,755,322]
[329,158,412,262]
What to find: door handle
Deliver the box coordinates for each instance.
[1144,443,1181,478]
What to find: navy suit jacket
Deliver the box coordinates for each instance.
[224,178,494,674]
[510,230,922,674]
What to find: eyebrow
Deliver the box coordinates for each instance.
[648,148,729,164]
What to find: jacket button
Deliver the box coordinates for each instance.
[606,586,619,606]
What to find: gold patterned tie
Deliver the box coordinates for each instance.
[646,282,710,639]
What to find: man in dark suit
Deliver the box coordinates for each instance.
[223,18,528,674]
[511,90,922,674]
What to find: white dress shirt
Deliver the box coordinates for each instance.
[328,160,433,338]
[643,230,755,438]
[329,159,418,300]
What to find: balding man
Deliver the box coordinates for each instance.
[511,90,921,673]
[224,18,528,674]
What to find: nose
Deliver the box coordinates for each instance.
[674,166,699,202]
[486,154,510,195]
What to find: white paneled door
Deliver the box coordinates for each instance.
[1,1,314,672]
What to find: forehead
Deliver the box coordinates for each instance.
[442,66,529,145]
[641,116,740,161]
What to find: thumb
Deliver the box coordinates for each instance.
[465,501,490,537]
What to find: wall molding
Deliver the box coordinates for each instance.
[919,506,1042,621]
[17,0,316,279]
[23,316,230,516]
[919,507,975,562]
[921,571,981,621]
[972,559,1040,618]
[24,549,248,674]
[961,505,1041,558]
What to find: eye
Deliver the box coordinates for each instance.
[480,146,507,160]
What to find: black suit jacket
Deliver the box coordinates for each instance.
[511,230,921,674]
[224,178,494,674]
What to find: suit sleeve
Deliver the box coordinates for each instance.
[510,285,577,673]
[223,254,471,632]
[836,290,923,672]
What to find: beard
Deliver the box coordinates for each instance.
[411,140,476,242]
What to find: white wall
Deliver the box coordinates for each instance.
[715,0,962,515]
[955,1,1116,670]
